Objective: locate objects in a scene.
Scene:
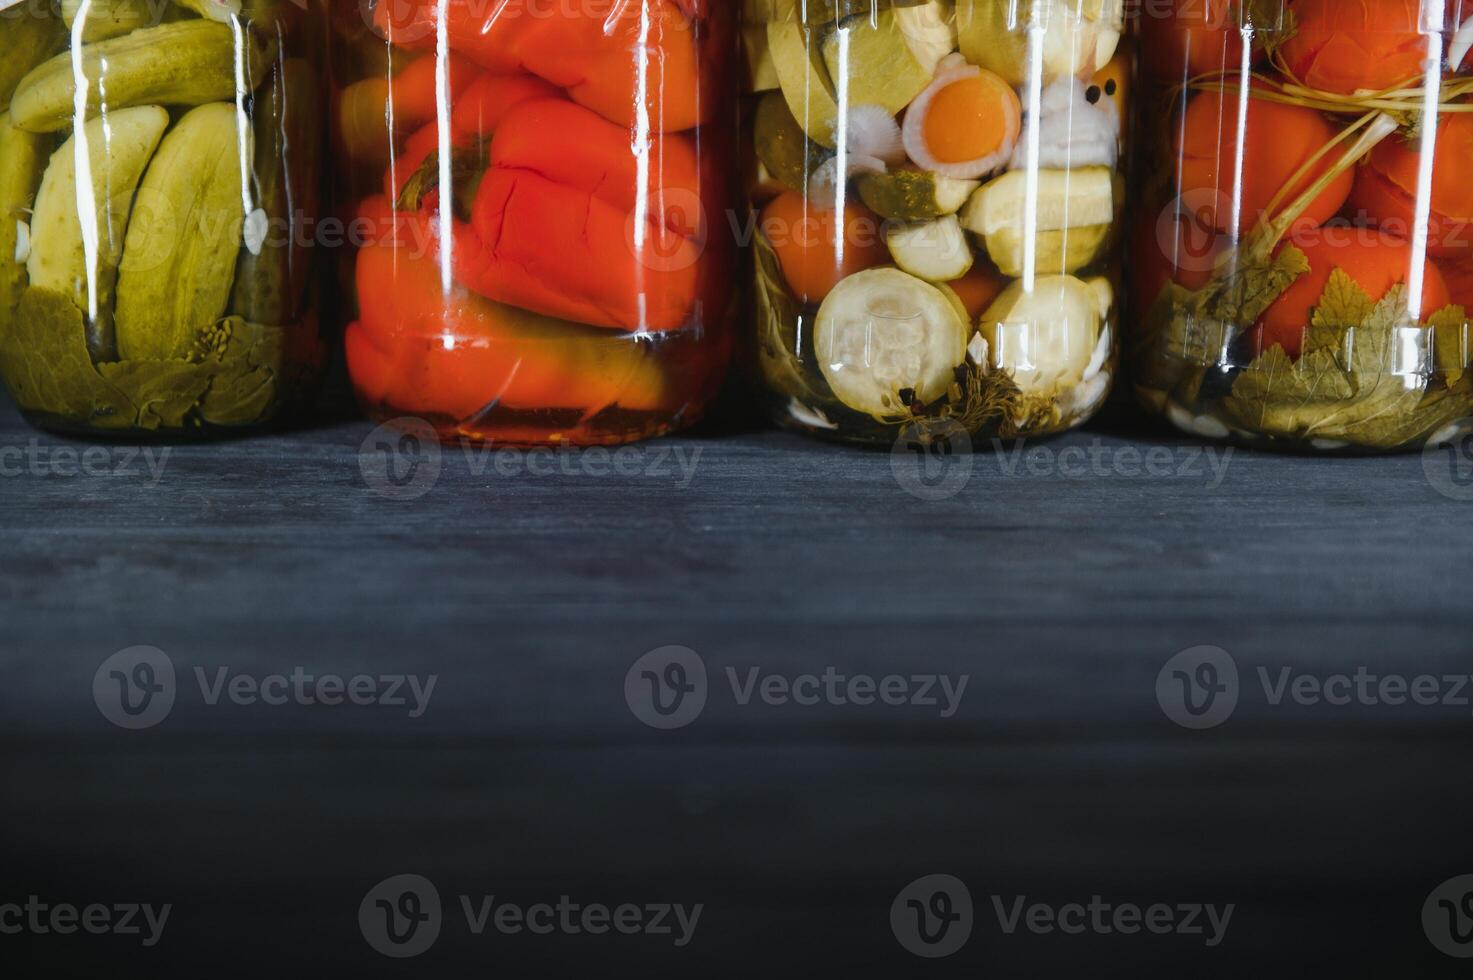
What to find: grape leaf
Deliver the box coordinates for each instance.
[1224,281,1473,448]
[0,286,290,431]
[0,288,133,423]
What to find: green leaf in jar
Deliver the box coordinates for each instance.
[1162,245,1311,369]
[0,285,291,431]
[0,287,134,422]
[1224,281,1473,449]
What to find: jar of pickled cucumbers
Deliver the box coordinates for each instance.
[0,0,328,436]
[332,0,736,446]
[1131,0,1473,452]
[743,0,1130,444]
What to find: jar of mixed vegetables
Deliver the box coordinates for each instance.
[333,0,736,446]
[0,0,328,436]
[1132,0,1473,452]
[744,0,1130,444]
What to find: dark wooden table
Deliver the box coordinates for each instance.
[2,389,1471,978]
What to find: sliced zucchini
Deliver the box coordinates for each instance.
[857,170,979,221]
[979,275,1113,394]
[744,0,928,26]
[743,24,780,92]
[886,215,974,282]
[768,21,842,147]
[959,167,1117,277]
[816,267,970,416]
[894,1,960,66]
[821,9,939,117]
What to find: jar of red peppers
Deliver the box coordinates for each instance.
[1131,0,1473,452]
[744,1,1131,445]
[332,0,736,446]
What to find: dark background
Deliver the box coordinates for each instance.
[2,383,1471,978]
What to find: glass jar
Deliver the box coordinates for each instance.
[332,0,736,447]
[0,0,328,436]
[1131,0,1473,452]
[743,0,1130,445]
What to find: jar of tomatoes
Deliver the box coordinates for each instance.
[0,0,328,436]
[332,0,736,446]
[744,0,1130,445]
[1131,0,1473,452]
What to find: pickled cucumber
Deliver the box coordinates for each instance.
[60,0,159,43]
[115,103,249,361]
[10,20,275,134]
[979,275,1112,394]
[959,167,1117,277]
[26,105,169,359]
[856,170,979,221]
[815,267,970,416]
[754,91,833,193]
[0,111,49,337]
[0,9,66,113]
[232,58,321,326]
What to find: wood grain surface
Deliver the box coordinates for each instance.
[1,390,1470,978]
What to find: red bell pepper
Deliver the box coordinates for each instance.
[346,198,670,420]
[374,0,710,133]
[446,97,713,331]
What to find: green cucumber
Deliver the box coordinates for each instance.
[857,170,979,221]
[0,111,51,338]
[26,104,169,359]
[115,102,250,361]
[10,20,275,133]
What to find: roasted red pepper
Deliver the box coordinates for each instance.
[375,0,709,132]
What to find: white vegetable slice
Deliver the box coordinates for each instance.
[885,215,974,282]
[845,104,906,165]
[978,275,1111,395]
[816,267,970,416]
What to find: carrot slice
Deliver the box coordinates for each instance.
[923,73,1020,166]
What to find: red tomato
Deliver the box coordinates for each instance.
[1141,0,1250,82]
[1175,87,1354,236]
[1255,228,1451,359]
[1279,0,1433,95]
[1349,114,1473,259]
